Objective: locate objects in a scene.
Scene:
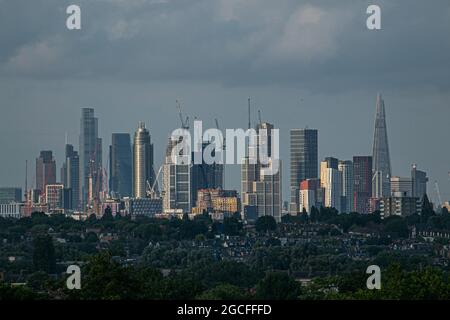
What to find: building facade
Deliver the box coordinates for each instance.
[79,108,102,207]
[61,144,80,210]
[411,164,428,200]
[0,188,22,204]
[191,142,224,206]
[353,156,373,214]
[242,122,282,222]
[0,203,22,219]
[320,157,342,211]
[163,137,191,213]
[298,178,321,214]
[380,196,420,218]
[372,94,392,198]
[289,129,318,214]
[36,151,56,194]
[339,160,354,213]
[390,176,413,197]
[133,122,154,199]
[110,133,132,198]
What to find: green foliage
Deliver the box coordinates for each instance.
[0,283,41,300]
[32,235,56,274]
[255,216,277,233]
[223,217,243,236]
[81,253,141,299]
[255,272,301,300]
[383,216,409,238]
[197,284,248,300]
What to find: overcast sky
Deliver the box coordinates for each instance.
[0,0,449,204]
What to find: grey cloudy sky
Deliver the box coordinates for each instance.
[0,0,449,203]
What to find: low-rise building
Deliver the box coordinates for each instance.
[380,196,420,217]
[0,203,23,219]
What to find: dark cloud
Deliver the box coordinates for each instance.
[0,0,449,201]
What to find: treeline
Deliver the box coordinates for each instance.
[2,252,450,300]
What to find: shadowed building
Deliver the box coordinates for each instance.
[353,156,373,214]
[79,108,102,207]
[61,144,80,210]
[110,133,132,198]
[289,129,318,214]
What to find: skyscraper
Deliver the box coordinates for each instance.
[353,156,373,214]
[61,144,80,210]
[411,164,428,200]
[36,151,56,194]
[320,157,342,210]
[241,122,282,222]
[372,94,391,198]
[338,160,354,213]
[299,178,320,214]
[191,142,224,206]
[390,176,413,197]
[290,129,318,214]
[163,136,191,213]
[79,108,102,207]
[110,133,132,198]
[133,122,154,199]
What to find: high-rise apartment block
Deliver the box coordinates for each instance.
[36,151,56,194]
[289,129,318,214]
[353,156,373,214]
[61,144,80,210]
[338,160,354,213]
[320,157,342,210]
[110,133,132,198]
[79,108,102,207]
[242,122,282,222]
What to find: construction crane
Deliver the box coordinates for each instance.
[147,166,164,199]
[176,99,189,129]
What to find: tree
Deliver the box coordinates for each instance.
[310,206,319,223]
[223,217,243,236]
[255,216,277,233]
[383,217,409,238]
[255,272,301,300]
[81,253,141,299]
[197,284,248,300]
[102,206,114,221]
[0,283,40,300]
[33,235,56,274]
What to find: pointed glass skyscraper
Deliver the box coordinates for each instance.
[372,93,391,198]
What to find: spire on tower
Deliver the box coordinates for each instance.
[372,93,392,198]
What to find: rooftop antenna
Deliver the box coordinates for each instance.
[248,97,251,129]
[65,132,68,145]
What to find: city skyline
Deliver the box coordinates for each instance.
[0,0,449,204]
[0,92,448,207]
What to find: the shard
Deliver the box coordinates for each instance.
[372,93,391,198]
